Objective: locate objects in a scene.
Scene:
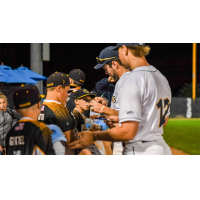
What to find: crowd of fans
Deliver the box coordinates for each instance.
[0,62,118,155]
[1,43,172,155]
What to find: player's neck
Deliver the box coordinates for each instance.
[46,92,60,102]
[129,56,150,70]
[19,112,39,121]
[118,67,130,78]
[75,105,85,114]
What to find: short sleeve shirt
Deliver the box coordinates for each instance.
[110,71,131,111]
[6,118,55,155]
[118,66,172,142]
[38,100,76,132]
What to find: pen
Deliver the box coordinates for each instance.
[100,92,105,98]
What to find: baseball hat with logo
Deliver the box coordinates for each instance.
[68,69,85,84]
[94,46,119,69]
[73,88,96,100]
[13,85,42,109]
[110,43,146,50]
[46,72,70,88]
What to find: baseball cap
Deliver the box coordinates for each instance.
[94,46,119,69]
[110,43,146,50]
[46,72,70,88]
[68,69,85,83]
[73,88,96,100]
[13,85,42,109]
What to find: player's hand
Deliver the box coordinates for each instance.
[89,124,101,131]
[108,76,117,83]
[89,100,106,113]
[94,97,107,105]
[69,131,94,149]
[105,115,119,123]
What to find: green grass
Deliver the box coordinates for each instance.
[163,118,200,155]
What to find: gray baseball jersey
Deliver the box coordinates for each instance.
[118,65,171,144]
[110,71,131,111]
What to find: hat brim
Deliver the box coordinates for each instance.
[94,57,119,70]
[94,63,105,69]
[76,93,96,99]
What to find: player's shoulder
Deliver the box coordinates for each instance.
[42,101,62,113]
[25,120,51,133]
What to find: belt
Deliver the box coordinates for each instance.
[123,140,156,147]
[141,140,156,143]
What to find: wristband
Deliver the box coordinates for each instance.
[100,106,105,113]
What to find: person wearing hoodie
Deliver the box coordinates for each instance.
[0,93,21,154]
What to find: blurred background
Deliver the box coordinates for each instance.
[0,43,199,154]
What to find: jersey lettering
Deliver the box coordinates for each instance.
[13,150,22,155]
[156,98,170,127]
[9,136,25,146]
[38,114,44,121]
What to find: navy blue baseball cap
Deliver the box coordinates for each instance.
[110,43,146,50]
[94,46,119,69]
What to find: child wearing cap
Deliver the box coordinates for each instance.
[73,88,103,155]
[5,85,55,155]
[39,72,91,155]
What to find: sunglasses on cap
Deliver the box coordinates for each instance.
[96,56,117,64]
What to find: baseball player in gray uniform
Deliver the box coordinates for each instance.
[69,43,172,155]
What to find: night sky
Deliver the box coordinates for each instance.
[0,43,199,96]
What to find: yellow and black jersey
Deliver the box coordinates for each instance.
[38,101,77,132]
[6,119,55,155]
[73,109,86,132]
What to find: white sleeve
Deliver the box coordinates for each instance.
[118,81,142,124]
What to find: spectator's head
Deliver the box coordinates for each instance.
[68,69,85,87]
[0,93,8,111]
[94,46,124,81]
[74,88,96,112]
[46,72,70,105]
[13,85,42,117]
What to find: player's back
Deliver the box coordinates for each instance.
[6,119,55,155]
[38,100,76,133]
[119,65,171,143]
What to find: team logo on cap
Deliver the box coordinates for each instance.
[83,89,89,93]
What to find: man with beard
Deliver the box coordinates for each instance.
[69,43,172,155]
[90,46,131,155]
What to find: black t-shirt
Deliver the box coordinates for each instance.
[73,109,86,132]
[6,119,55,155]
[66,92,76,114]
[38,101,76,132]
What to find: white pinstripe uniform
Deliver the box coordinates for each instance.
[118,65,172,155]
[110,71,131,155]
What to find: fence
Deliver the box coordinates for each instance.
[1,86,200,118]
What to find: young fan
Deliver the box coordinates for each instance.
[73,88,102,155]
[6,85,55,155]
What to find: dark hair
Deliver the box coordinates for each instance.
[107,58,123,67]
